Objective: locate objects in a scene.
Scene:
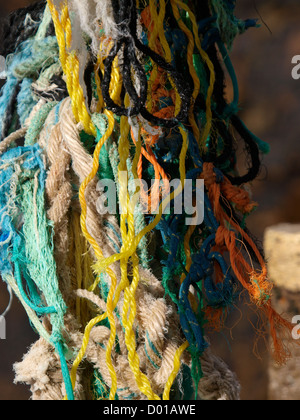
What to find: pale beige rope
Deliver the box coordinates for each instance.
[74,268,186,397]
[44,116,73,302]
[199,347,241,401]
[73,267,241,400]
[14,333,86,400]
[0,127,27,155]
[59,98,122,262]
[14,316,240,400]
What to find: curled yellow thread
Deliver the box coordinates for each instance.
[118,113,160,400]
[177,128,198,308]
[173,0,215,146]
[47,0,67,72]
[170,0,200,141]
[181,225,196,281]
[47,0,96,136]
[78,113,114,260]
[69,313,107,394]
[178,127,188,187]
[170,2,207,310]
[123,255,160,400]
[151,0,195,297]
[70,58,124,399]
[163,341,189,400]
[67,110,118,400]
[60,4,72,50]
[151,0,181,115]
[76,109,118,400]
[96,41,123,112]
[89,123,188,399]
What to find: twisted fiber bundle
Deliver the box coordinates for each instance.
[16,95,224,399]
[14,320,239,401]
[44,106,72,300]
[0,0,293,401]
[46,99,209,399]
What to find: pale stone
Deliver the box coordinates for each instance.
[264,223,300,292]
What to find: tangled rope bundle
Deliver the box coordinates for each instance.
[0,0,294,401]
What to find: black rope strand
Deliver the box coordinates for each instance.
[0,0,49,58]
[100,0,192,127]
[227,115,261,186]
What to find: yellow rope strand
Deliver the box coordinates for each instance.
[68,312,108,394]
[170,1,208,314]
[173,0,215,146]
[66,109,119,399]
[70,47,127,399]
[163,341,189,400]
[47,0,96,136]
[170,0,200,141]
[156,3,193,392]
[151,0,196,296]
[118,113,160,400]
[152,0,181,114]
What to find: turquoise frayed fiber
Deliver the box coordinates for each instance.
[0,76,19,139]
[17,78,37,125]
[13,254,57,315]
[0,141,67,337]
[0,141,69,394]
[0,30,59,140]
[25,101,58,146]
[0,139,72,400]
[55,341,75,401]
[0,144,43,275]
[19,169,67,338]
[210,0,258,50]
[12,37,59,80]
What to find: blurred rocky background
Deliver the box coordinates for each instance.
[1,0,300,400]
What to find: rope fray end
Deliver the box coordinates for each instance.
[266,305,296,366]
[249,271,273,306]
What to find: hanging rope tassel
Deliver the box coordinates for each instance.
[0,0,293,401]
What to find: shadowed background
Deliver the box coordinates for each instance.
[0,0,300,400]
